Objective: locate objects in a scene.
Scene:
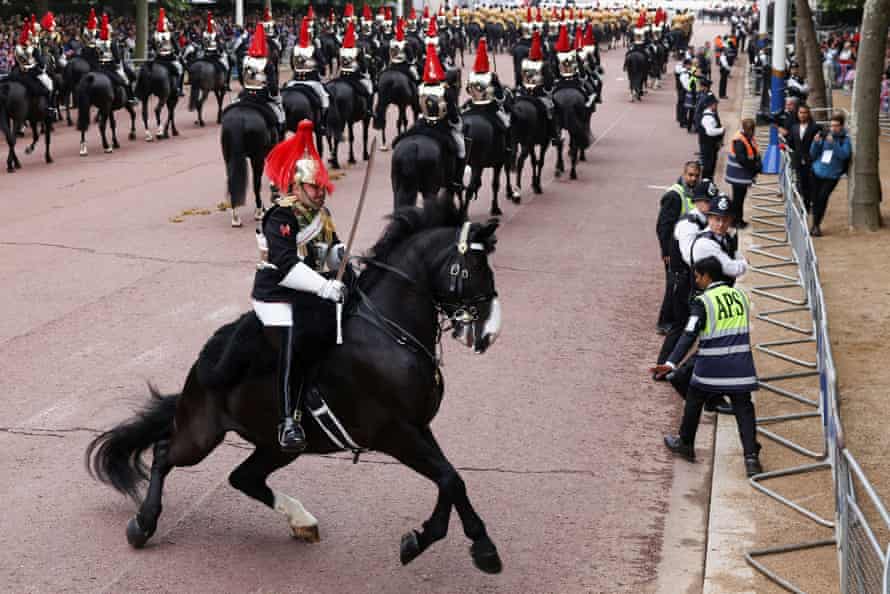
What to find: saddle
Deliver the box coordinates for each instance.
[283,80,323,111]
[462,102,509,136]
[222,95,280,141]
[393,119,459,159]
[195,56,227,78]
[515,94,550,122]
[339,73,373,101]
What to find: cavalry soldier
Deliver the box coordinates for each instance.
[465,38,511,162]
[290,16,330,133]
[388,18,420,82]
[360,4,375,37]
[518,31,561,147]
[202,12,231,91]
[554,25,597,109]
[96,14,138,106]
[339,21,375,104]
[344,3,357,26]
[262,6,279,49]
[254,119,347,452]
[10,17,56,119]
[240,23,286,141]
[654,254,763,478]
[151,8,185,98]
[406,7,419,34]
[512,7,534,88]
[82,7,99,50]
[381,7,395,41]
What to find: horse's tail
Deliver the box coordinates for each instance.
[568,99,592,150]
[188,68,200,112]
[0,85,9,143]
[222,117,248,208]
[85,388,178,500]
[391,139,419,209]
[76,74,93,132]
[325,83,344,138]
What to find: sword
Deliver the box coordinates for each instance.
[335,136,378,345]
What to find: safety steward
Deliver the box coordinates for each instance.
[253,119,347,452]
[288,16,330,134]
[724,118,761,228]
[238,23,286,141]
[682,65,699,133]
[653,254,763,478]
[201,12,231,91]
[338,21,375,105]
[95,14,137,106]
[517,31,561,147]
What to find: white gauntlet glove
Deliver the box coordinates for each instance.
[317,279,346,303]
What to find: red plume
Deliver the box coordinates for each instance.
[41,12,54,31]
[422,43,445,84]
[386,7,392,20]
[574,29,584,51]
[88,8,97,30]
[344,3,354,18]
[263,6,272,22]
[264,120,333,194]
[396,17,405,41]
[526,6,532,22]
[637,11,646,29]
[423,6,430,19]
[248,23,267,58]
[329,8,336,23]
[535,7,542,22]
[307,5,315,20]
[473,38,490,73]
[555,25,570,52]
[529,31,543,61]
[342,21,356,48]
[100,14,110,41]
[378,6,386,17]
[299,16,311,47]
[362,4,372,20]
[206,12,214,34]
[426,17,437,38]
[19,18,30,46]
[584,24,595,46]
[157,8,166,33]
[30,15,38,35]
[409,7,417,20]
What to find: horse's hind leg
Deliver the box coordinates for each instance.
[126,439,173,548]
[215,89,224,124]
[155,102,165,139]
[43,117,53,164]
[142,99,153,141]
[570,144,578,180]
[490,164,502,217]
[347,122,356,165]
[109,113,120,150]
[126,104,137,140]
[98,112,111,153]
[376,422,502,574]
[169,99,179,137]
[251,154,265,220]
[361,116,370,161]
[227,448,318,541]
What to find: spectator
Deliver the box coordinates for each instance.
[724,118,762,228]
[837,41,855,87]
[809,112,852,236]
[787,104,822,213]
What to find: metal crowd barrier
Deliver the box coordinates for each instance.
[738,66,890,593]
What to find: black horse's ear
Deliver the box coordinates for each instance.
[472,219,499,251]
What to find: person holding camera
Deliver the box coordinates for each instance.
[724,118,762,228]
[809,112,852,236]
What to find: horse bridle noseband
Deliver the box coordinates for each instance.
[352,222,497,366]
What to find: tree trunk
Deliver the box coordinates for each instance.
[794,0,827,110]
[135,0,148,60]
[848,0,890,230]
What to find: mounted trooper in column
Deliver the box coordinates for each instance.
[10,17,56,119]
[289,16,330,134]
[388,17,420,82]
[339,21,375,104]
[465,38,511,141]
[553,24,596,109]
[253,119,346,452]
[151,8,184,97]
[202,12,231,91]
[239,23,286,141]
[96,14,137,106]
[518,31,561,146]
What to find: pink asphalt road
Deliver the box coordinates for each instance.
[1,25,717,594]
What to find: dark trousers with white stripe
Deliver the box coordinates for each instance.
[679,386,760,456]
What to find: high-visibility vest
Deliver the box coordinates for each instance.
[691,283,758,393]
[724,131,758,185]
[669,183,695,216]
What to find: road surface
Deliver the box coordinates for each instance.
[0,25,716,594]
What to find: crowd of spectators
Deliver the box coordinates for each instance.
[820,29,859,93]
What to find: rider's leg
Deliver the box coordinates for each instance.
[543,97,561,146]
[451,119,470,191]
[260,315,308,453]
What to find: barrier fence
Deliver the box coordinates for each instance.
[740,67,890,592]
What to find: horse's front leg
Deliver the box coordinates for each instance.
[361,116,370,161]
[169,98,179,137]
[98,112,110,152]
[554,135,565,177]
[490,163,502,217]
[569,143,578,180]
[142,98,153,141]
[109,111,119,151]
[155,101,165,139]
[347,122,356,165]
[376,423,502,574]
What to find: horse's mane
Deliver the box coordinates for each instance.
[358,198,462,290]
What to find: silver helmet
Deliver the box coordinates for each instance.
[242,55,268,89]
[520,58,543,89]
[467,71,495,104]
[419,83,447,121]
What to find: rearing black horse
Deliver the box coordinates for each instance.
[86,200,503,574]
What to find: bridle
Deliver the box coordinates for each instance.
[351,221,497,366]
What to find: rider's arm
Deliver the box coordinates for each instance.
[265,209,328,294]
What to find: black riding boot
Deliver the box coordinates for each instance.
[275,326,307,453]
[548,114,561,146]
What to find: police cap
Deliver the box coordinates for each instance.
[708,193,733,217]
[693,178,719,201]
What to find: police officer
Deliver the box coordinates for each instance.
[675,58,690,127]
[655,161,701,335]
[698,95,724,179]
[717,46,731,99]
[692,77,715,133]
[653,255,763,478]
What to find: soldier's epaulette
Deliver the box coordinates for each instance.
[277,195,299,208]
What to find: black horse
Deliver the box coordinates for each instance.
[624,50,649,102]
[510,96,550,196]
[317,32,340,75]
[187,59,227,127]
[61,55,92,126]
[136,62,179,142]
[75,71,137,156]
[1,79,54,171]
[391,131,458,211]
[86,200,503,574]
[552,86,592,180]
[281,84,327,159]
[374,67,418,151]
[325,77,372,170]
[462,109,518,217]
[220,104,275,227]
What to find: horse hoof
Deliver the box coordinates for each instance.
[348,158,356,165]
[231,214,242,228]
[145,134,154,142]
[570,171,577,180]
[380,144,389,152]
[126,516,151,549]
[112,141,120,149]
[172,130,180,137]
[400,530,422,566]
[24,146,33,155]
[254,207,265,221]
[509,191,521,204]
[290,524,320,543]
[554,169,563,178]
[129,132,136,141]
[104,147,113,154]
[490,206,503,217]
[45,156,53,164]
[7,166,14,173]
[79,146,88,157]
[471,540,503,574]
[533,184,543,195]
